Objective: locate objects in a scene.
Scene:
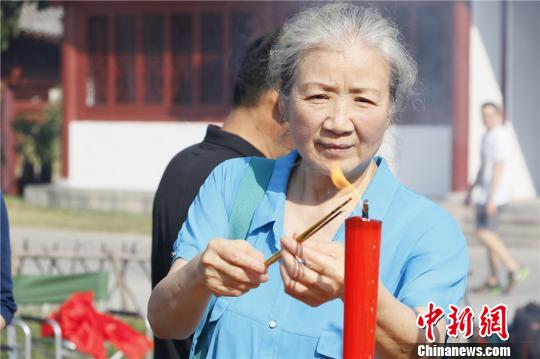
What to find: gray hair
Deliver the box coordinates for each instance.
[268,3,417,116]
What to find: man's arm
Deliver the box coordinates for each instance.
[465,166,483,206]
[485,161,505,215]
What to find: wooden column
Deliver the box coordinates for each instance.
[61,3,79,179]
[451,1,471,191]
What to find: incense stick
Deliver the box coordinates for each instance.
[264,197,351,266]
[361,199,369,219]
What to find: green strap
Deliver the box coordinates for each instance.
[228,157,275,240]
[193,157,275,359]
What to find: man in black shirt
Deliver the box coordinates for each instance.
[151,32,292,358]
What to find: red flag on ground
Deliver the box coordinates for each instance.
[42,291,153,359]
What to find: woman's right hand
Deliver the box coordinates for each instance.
[198,238,268,297]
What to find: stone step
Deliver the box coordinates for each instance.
[442,207,539,225]
[461,227,540,241]
[459,212,539,224]
[24,183,154,214]
[439,200,539,248]
[464,234,538,249]
[442,205,540,222]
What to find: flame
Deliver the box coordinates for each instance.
[330,166,360,204]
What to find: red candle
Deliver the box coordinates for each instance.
[344,216,382,359]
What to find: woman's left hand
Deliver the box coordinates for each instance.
[279,236,344,307]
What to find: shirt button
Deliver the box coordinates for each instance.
[268,320,277,329]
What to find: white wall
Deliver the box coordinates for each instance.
[69,121,451,197]
[378,125,452,197]
[69,121,210,191]
[506,2,540,196]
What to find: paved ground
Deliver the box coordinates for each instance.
[466,244,540,322]
[10,227,539,323]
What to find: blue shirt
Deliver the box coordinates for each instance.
[173,150,468,358]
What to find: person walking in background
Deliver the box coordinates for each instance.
[466,102,528,294]
[151,31,292,358]
[1,194,17,330]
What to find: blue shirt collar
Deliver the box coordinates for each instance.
[360,155,400,222]
[249,150,297,237]
[248,150,399,239]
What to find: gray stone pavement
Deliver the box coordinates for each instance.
[10,227,540,323]
[466,244,540,322]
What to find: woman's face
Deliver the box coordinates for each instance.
[284,44,391,178]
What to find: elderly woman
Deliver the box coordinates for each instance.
[148,3,468,358]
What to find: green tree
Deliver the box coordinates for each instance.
[1,0,49,53]
[12,100,62,183]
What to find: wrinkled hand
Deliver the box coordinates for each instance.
[199,238,268,297]
[279,236,344,307]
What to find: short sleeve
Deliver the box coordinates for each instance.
[397,212,469,312]
[171,158,250,262]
